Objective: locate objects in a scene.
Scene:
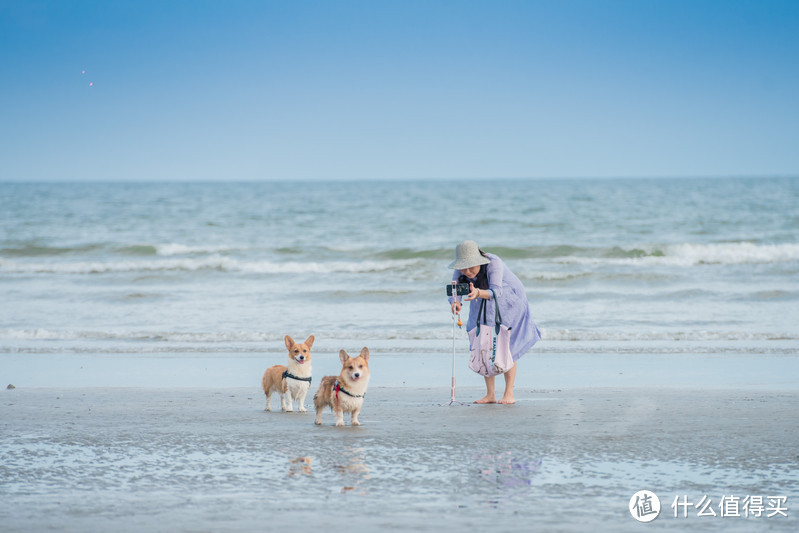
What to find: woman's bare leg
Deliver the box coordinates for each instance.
[475,375,497,404]
[498,362,517,404]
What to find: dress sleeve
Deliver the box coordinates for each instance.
[486,255,504,299]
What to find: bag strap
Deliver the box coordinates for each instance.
[476,297,487,335]
[491,289,502,334]
[476,289,503,335]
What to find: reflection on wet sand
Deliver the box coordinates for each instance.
[288,456,313,476]
[334,447,370,494]
[475,451,542,488]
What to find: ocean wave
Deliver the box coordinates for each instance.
[3,328,797,344]
[605,242,799,266]
[540,329,799,342]
[371,242,799,265]
[0,329,283,343]
[534,242,799,266]
[0,256,422,275]
[155,243,239,256]
[0,328,445,343]
[2,242,796,275]
[0,242,240,258]
[523,271,593,282]
[0,243,106,257]
[115,243,241,256]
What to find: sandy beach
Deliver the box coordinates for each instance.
[2,374,797,532]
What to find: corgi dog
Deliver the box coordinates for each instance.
[262,335,314,412]
[314,347,370,426]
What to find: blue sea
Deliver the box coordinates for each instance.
[1,177,798,364]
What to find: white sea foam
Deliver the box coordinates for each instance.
[154,243,237,256]
[3,242,796,275]
[539,328,799,342]
[3,328,797,345]
[665,242,799,265]
[561,242,799,266]
[525,271,591,281]
[0,328,295,343]
[0,256,421,275]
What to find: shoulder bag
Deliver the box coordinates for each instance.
[468,289,514,376]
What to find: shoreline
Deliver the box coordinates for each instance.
[3,349,799,390]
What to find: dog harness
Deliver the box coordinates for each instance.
[282,370,312,384]
[334,379,364,409]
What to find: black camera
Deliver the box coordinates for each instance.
[446,283,470,296]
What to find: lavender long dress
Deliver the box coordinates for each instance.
[449,253,541,361]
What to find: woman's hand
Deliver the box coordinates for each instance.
[451,300,462,315]
[464,282,480,301]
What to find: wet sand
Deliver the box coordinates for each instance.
[2,385,797,532]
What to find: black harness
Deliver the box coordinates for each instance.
[334,380,365,399]
[282,370,312,385]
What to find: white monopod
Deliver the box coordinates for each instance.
[444,281,466,406]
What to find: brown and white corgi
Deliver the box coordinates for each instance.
[262,334,314,412]
[314,347,370,426]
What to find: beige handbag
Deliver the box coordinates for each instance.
[468,289,513,376]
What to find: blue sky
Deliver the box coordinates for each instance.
[1,0,798,181]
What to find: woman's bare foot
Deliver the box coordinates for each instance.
[474,395,497,404]
[498,394,516,404]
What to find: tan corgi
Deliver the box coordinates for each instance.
[314,347,370,426]
[262,334,314,412]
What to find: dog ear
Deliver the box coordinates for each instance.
[359,347,369,361]
[339,349,350,365]
[284,335,294,350]
[304,335,315,349]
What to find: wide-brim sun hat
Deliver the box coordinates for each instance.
[448,240,491,270]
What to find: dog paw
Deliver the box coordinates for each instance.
[314,420,322,425]
[335,421,345,427]
[351,421,360,426]
[299,408,307,412]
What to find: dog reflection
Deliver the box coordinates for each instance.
[334,447,370,494]
[288,456,313,476]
